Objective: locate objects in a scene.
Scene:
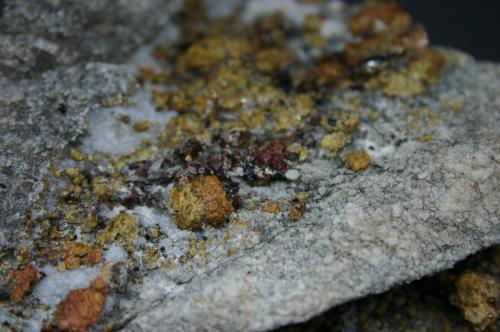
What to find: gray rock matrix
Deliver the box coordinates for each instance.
[0,1,499,331]
[0,0,178,236]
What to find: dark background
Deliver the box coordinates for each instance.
[398,0,500,61]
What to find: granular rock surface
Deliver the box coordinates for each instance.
[0,1,499,331]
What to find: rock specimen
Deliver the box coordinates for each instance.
[0,1,499,331]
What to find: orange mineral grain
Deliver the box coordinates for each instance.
[342,150,371,171]
[9,263,41,303]
[44,276,108,332]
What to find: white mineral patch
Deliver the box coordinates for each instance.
[132,205,191,246]
[320,1,348,39]
[0,308,16,328]
[139,273,183,301]
[206,0,242,19]
[318,186,327,196]
[321,19,347,39]
[0,307,46,332]
[285,169,301,181]
[23,309,46,332]
[104,244,127,262]
[353,122,398,161]
[129,22,179,70]
[100,205,126,220]
[161,224,191,245]
[243,0,319,25]
[132,205,176,234]
[33,265,101,308]
[81,92,175,156]
[242,181,295,201]
[356,139,396,161]
[325,0,344,13]
[103,295,115,314]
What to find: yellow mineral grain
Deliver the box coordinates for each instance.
[321,111,359,133]
[59,242,102,271]
[69,148,86,162]
[159,113,208,148]
[132,119,151,132]
[152,90,193,112]
[177,36,251,71]
[96,212,138,248]
[287,143,309,162]
[347,1,444,98]
[91,175,124,199]
[239,109,266,130]
[320,132,349,157]
[64,167,81,179]
[272,94,314,132]
[366,51,444,98]
[227,247,239,256]
[256,47,295,73]
[419,134,434,142]
[138,66,168,84]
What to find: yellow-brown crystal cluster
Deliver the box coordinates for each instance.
[451,271,500,330]
[169,175,234,230]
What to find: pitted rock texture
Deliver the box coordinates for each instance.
[122,57,500,331]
